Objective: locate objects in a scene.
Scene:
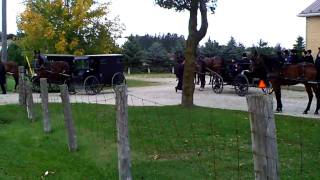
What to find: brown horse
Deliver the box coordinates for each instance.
[197,56,224,88]
[3,61,19,90]
[252,53,320,114]
[34,51,71,87]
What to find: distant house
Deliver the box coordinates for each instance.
[298,0,320,56]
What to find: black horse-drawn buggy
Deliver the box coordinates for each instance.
[198,57,271,96]
[32,53,125,94]
[72,54,125,94]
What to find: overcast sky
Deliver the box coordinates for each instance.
[2,0,316,48]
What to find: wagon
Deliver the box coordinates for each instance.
[208,61,271,96]
[72,54,125,94]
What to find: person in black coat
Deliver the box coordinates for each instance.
[0,61,7,94]
[175,60,184,92]
[315,48,320,80]
[304,50,314,64]
[290,49,302,64]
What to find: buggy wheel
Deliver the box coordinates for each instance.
[84,75,101,95]
[111,72,126,90]
[211,72,224,94]
[234,74,249,96]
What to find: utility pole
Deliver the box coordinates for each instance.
[2,0,7,62]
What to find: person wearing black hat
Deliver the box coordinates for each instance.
[238,52,251,71]
[0,61,6,94]
[290,49,301,64]
[304,50,314,64]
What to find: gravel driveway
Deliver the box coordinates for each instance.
[0,76,319,119]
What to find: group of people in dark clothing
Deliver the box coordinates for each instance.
[282,49,316,65]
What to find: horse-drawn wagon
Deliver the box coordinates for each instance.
[32,53,125,94]
[72,54,125,94]
[198,57,271,96]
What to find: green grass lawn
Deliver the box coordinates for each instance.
[5,76,16,92]
[0,104,319,179]
[126,79,159,87]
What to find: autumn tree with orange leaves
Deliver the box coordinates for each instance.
[17,0,123,55]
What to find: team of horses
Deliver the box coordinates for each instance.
[196,51,320,114]
[0,51,71,91]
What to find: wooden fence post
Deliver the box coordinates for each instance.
[25,82,34,121]
[40,78,51,133]
[18,66,26,106]
[115,85,132,180]
[60,84,77,151]
[172,66,175,74]
[246,94,279,180]
[127,67,131,75]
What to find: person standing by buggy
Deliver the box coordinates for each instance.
[175,60,184,92]
[0,61,7,94]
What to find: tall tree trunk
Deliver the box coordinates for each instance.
[181,0,208,107]
[182,38,197,106]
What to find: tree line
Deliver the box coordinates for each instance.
[121,34,306,72]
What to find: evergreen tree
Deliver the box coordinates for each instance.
[256,39,274,55]
[274,43,282,53]
[293,36,305,55]
[200,38,220,57]
[122,36,145,68]
[8,43,24,65]
[147,42,170,67]
[222,37,241,60]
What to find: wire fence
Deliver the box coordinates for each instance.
[14,77,320,179]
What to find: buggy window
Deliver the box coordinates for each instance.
[74,59,89,70]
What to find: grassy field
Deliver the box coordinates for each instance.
[0,104,319,179]
[126,79,159,87]
[5,76,16,92]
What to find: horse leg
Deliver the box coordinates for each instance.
[303,84,313,114]
[14,76,19,91]
[273,84,282,112]
[312,84,320,115]
[194,73,199,85]
[199,73,205,90]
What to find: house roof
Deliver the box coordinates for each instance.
[298,0,320,17]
